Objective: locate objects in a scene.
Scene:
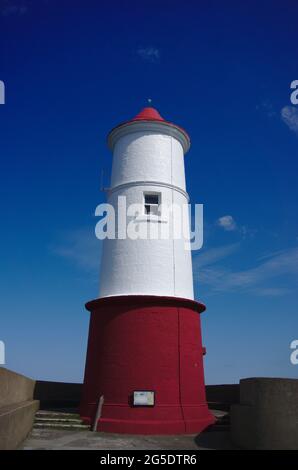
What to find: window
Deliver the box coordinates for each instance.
[144,193,160,216]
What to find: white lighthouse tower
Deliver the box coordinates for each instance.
[80,107,214,434]
[100,106,193,300]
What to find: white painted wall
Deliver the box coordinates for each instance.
[99,122,194,300]
[111,132,186,190]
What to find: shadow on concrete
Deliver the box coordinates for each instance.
[194,428,237,450]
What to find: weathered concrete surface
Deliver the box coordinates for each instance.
[0,368,39,450]
[231,378,298,449]
[21,409,236,450]
[21,428,236,450]
[0,368,35,407]
[0,400,39,450]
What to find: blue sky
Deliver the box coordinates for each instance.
[0,0,297,384]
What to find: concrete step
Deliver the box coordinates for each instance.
[33,409,90,431]
[211,409,230,423]
[35,411,80,419]
[35,417,83,424]
[206,409,230,432]
[33,422,89,431]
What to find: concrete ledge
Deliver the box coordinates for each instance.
[231,378,298,449]
[0,368,39,449]
[0,400,39,449]
[0,368,35,407]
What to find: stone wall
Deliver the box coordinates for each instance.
[34,380,82,408]
[206,384,240,410]
[231,378,298,449]
[0,368,39,450]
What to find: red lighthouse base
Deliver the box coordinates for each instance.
[80,295,215,434]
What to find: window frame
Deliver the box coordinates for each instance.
[143,191,161,217]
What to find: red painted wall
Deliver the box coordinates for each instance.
[80,295,215,434]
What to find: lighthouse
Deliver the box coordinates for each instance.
[80,106,215,434]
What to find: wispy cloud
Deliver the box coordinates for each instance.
[137,47,160,63]
[281,106,298,135]
[193,243,240,268]
[193,244,298,296]
[1,1,28,16]
[216,215,253,238]
[252,287,291,297]
[217,215,237,231]
[51,227,101,273]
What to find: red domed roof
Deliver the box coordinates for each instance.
[107,106,190,153]
[131,107,165,122]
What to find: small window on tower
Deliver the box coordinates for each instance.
[144,193,160,216]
